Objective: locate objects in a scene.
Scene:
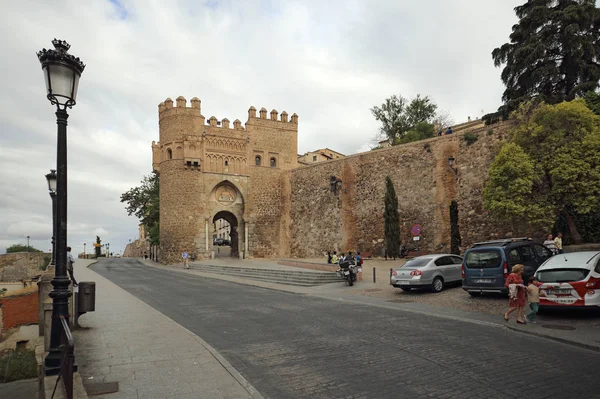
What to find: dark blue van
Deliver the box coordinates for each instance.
[461,238,553,296]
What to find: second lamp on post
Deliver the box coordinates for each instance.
[45,169,57,266]
[37,38,85,376]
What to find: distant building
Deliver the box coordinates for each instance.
[377,139,392,148]
[213,219,231,240]
[298,148,345,165]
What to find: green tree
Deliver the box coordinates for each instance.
[371,94,439,145]
[449,200,462,255]
[95,236,102,258]
[483,100,600,242]
[384,176,401,259]
[395,122,436,145]
[120,172,160,244]
[6,244,42,253]
[492,0,600,111]
[585,90,600,115]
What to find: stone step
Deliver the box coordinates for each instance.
[192,266,341,283]
[189,264,341,286]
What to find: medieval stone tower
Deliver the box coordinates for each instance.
[152,96,298,263]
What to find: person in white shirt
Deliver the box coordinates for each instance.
[67,246,78,287]
[543,234,558,255]
[182,250,189,269]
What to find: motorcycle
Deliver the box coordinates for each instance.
[336,258,360,286]
[400,245,409,258]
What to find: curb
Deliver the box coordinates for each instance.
[504,324,600,353]
[87,260,264,399]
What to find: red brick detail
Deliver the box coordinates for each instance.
[1,291,39,332]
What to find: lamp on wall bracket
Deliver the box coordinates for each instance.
[448,156,458,175]
[329,175,342,194]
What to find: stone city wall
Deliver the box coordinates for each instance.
[285,122,538,258]
[0,252,49,282]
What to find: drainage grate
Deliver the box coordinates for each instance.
[364,289,382,292]
[541,324,576,331]
[84,382,119,396]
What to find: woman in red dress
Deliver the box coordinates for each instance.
[504,264,527,324]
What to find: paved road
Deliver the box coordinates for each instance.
[91,259,600,399]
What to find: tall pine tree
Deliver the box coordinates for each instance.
[384,176,401,259]
[95,236,102,258]
[449,200,462,255]
[493,1,600,110]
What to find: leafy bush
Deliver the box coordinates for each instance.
[0,350,38,383]
[423,143,431,152]
[463,131,479,145]
[487,129,494,135]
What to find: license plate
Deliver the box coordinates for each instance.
[344,271,349,275]
[398,281,409,285]
[547,289,571,295]
[474,279,492,283]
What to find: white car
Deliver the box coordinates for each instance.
[535,251,600,308]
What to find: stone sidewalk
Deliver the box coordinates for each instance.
[73,259,262,399]
[138,258,600,353]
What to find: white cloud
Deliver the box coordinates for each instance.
[0,0,521,254]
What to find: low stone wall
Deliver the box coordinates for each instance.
[278,259,363,281]
[0,287,38,332]
[0,252,49,282]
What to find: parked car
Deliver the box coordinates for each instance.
[390,254,463,293]
[462,237,553,296]
[213,238,224,246]
[535,251,600,308]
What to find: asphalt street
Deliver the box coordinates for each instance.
[90,259,600,399]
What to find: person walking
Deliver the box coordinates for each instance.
[543,234,558,255]
[554,233,563,254]
[182,250,189,269]
[504,264,527,324]
[66,246,78,287]
[525,277,542,323]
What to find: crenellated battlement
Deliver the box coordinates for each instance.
[158,96,298,130]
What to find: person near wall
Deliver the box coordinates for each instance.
[543,234,558,255]
[326,251,332,264]
[504,264,527,324]
[67,246,78,287]
[332,251,338,264]
[554,233,563,254]
[182,250,189,269]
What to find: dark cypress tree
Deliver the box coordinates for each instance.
[584,90,600,115]
[384,176,401,259]
[493,1,600,110]
[95,235,102,258]
[449,200,462,255]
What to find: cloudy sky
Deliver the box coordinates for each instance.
[0,0,521,256]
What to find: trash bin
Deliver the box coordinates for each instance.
[78,281,96,313]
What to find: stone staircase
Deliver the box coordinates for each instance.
[188,264,341,287]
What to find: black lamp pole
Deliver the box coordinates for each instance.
[45,169,57,266]
[37,39,85,376]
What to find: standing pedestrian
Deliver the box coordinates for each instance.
[332,251,338,264]
[327,251,332,264]
[525,277,542,323]
[504,264,527,324]
[66,246,78,287]
[554,233,563,254]
[543,234,558,254]
[182,249,189,269]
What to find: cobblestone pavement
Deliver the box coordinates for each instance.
[92,259,600,399]
[354,260,600,328]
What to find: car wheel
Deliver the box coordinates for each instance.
[400,287,411,292]
[468,291,482,297]
[432,277,444,293]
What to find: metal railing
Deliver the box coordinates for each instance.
[51,315,74,399]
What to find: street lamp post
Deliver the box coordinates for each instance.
[83,243,86,259]
[27,236,30,250]
[45,170,57,265]
[37,38,85,376]
[107,243,110,258]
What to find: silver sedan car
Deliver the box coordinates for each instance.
[390,254,463,292]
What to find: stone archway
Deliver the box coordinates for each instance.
[213,211,239,257]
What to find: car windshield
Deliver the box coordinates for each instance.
[537,268,590,283]
[402,257,432,268]
[465,249,502,269]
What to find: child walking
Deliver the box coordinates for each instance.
[526,277,541,323]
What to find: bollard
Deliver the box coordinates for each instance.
[373,267,376,283]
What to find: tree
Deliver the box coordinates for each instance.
[449,201,462,255]
[396,122,435,145]
[95,236,102,258]
[492,0,600,111]
[120,172,160,244]
[384,176,401,259]
[371,94,439,144]
[483,100,600,242]
[585,90,600,115]
[6,244,42,253]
